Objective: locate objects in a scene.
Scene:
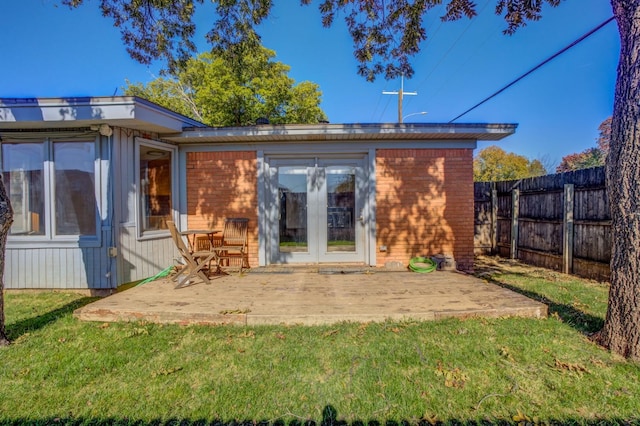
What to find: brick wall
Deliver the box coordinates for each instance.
[375,148,474,271]
[186,151,259,267]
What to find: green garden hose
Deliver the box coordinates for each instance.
[409,256,437,273]
[136,265,174,286]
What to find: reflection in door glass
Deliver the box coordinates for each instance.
[326,168,356,252]
[278,167,308,252]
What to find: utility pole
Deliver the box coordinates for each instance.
[383,75,417,123]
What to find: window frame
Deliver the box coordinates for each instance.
[2,136,102,249]
[134,137,178,241]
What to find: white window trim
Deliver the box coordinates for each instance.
[135,137,178,241]
[4,136,102,249]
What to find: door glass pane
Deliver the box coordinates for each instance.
[1,143,46,235]
[54,141,97,236]
[326,166,356,252]
[140,146,172,232]
[278,166,308,253]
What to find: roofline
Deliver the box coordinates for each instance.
[0,96,205,133]
[0,96,517,142]
[164,122,518,143]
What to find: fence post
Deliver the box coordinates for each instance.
[563,184,575,274]
[510,189,519,259]
[491,184,498,254]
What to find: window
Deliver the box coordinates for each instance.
[54,142,96,235]
[1,138,99,244]
[1,143,45,236]
[137,140,175,236]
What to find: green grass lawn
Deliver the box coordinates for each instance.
[1,257,639,425]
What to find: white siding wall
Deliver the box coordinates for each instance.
[117,225,178,283]
[5,231,114,289]
[113,128,178,285]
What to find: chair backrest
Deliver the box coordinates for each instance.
[195,236,211,251]
[222,218,248,247]
[166,220,191,258]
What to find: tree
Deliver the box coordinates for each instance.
[0,178,12,346]
[557,148,606,172]
[41,0,640,359]
[594,2,640,359]
[597,116,613,153]
[124,47,327,126]
[473,146,547,182]
[556,117,611,172]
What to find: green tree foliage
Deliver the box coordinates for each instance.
[556,117,612,172]
[473,146,548,182]
[124,47,327,126]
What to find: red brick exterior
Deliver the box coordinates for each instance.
[375,148,474,272]
[186,151,259,267]
[184,148,474,271]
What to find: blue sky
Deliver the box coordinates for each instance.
[1,0,618,168]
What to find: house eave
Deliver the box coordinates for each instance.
[0,96,205,134]
[163,123,518,144]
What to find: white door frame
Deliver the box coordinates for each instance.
[262,154,370,265]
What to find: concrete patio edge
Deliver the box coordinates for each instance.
[74,270,548,326]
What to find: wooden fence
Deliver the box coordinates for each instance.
[474,167,611,281]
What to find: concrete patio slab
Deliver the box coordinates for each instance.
[74,268,548,326]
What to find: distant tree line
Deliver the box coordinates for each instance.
[473,146,547,182]
[556,117,611,173]
[474,117,613,182]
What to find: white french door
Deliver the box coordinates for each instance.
[267,157,367,264]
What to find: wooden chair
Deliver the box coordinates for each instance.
[212,218,249,274]
[167,220,216,288]
[191,236,215,271]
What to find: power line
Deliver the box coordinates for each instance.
[449,16,616,123]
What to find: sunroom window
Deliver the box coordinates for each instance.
[1,138,99,242]
[1,142,45,236]
[138,140,174,235]
[53,142,97,235]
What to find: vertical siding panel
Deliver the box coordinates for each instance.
[40,250,46,288]
[69,249,78,288]
[32,249,38,288]
[76,249,85,289]
[28,249,36,288]
[6,252,14,287]
[53,248,62,286]
[83,249,91,288]
[89,246,97,289]
[17,251,22,288]
[17,250,26,289]
[49,249,57,288]
[58,248,65,288]
[67,249,75,288]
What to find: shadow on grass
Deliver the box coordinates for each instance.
[6,297,98,341]
[1,404,639,426]
[474,259,604,334]
[488,276,604,333]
